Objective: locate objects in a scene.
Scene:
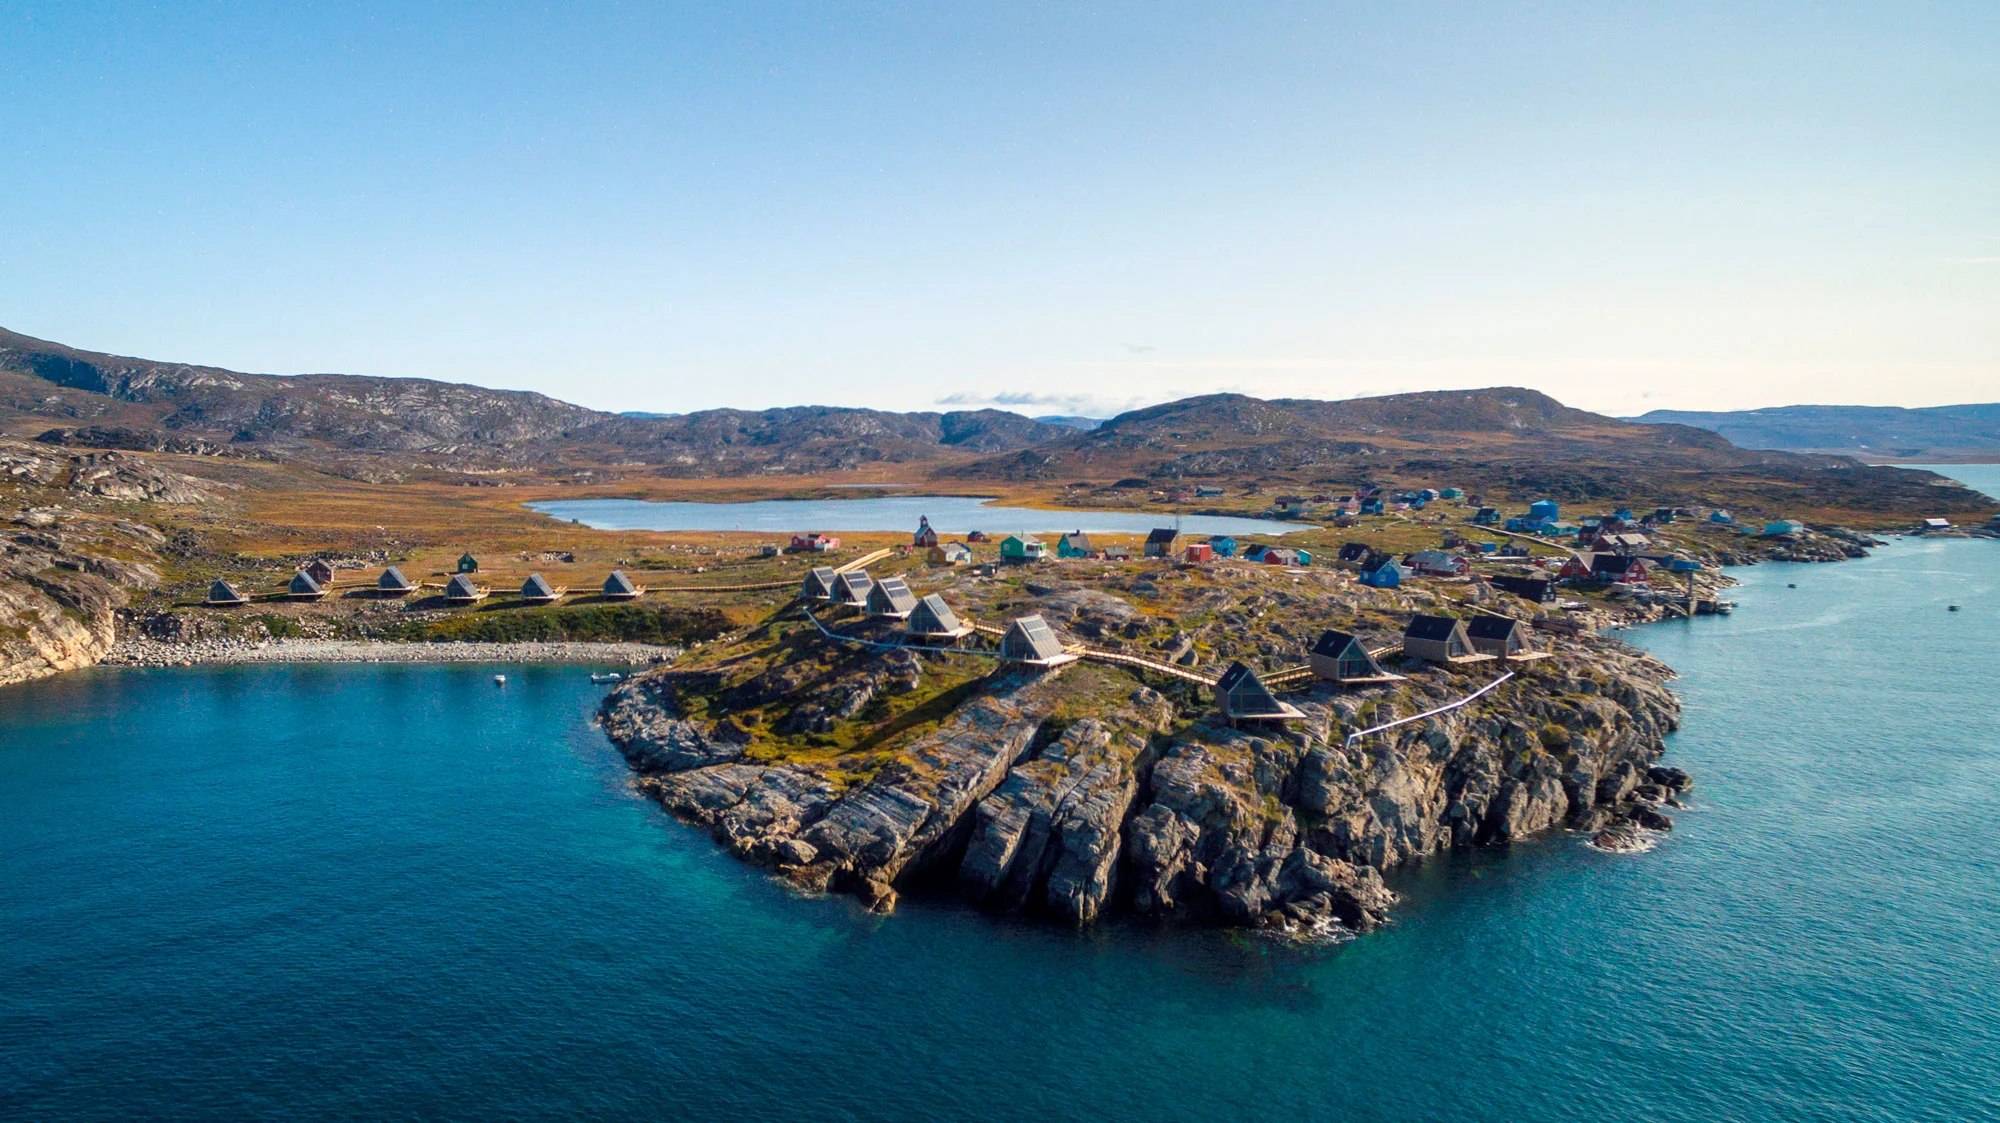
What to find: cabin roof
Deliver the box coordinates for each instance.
[1216,661,1290,715]
[1003,614,1066,660]
[378,566,412,588]
[1145,528,1180,545]
[907,593,965,634]
[522,573,557,597]
[1465,615,1523,641]
[868,576,918,614]
[446,573,479,596]
[604,570,638,595]
[289,571,322,594]
[1404,614,1462,641]
[1311,629,1364,658]
[209,579,244,600]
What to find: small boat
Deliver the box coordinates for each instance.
[493,674,507,685]
[1787,583,1796,588]
[590,672,623,684]
[1948,605,1960,612]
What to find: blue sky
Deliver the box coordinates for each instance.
[1,2,1994,417]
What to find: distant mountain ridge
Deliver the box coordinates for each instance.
[1630,404,2000,457]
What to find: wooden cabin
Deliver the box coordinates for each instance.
[832,570,874,607]
[929,541,973,565]
[520,573,566,605]
[1101,545,1133,561]
[1488,575,1556,603]
[965,530,991,543]
[205,579,251,607]
[457,553,480,574]
[286,571,328,601]
[865,575,919,618]
[1402,615,1493,665]
[1144,528,1183,557]
[1466,615,1548,662]
[1408,550,1469,577]
[1209,536,1237,558]
[791,532,840,552]
[1309,630,1401,685]
[999,614,1077,667]
[1000,535,1049,563]
[905,594,973,643]
[1057,531,1094,558]
[302,559,336,587]
[912,516,939,549]
[377,566,417,597]
[1360,561,1401,588]
[1184,542,1214,562]
[1214,661,1305,724]
[800,566,838,601]
[1590,555,1651,585]
[444,573,488,604]
[1471,506,1500,525]
[601,570,644,600]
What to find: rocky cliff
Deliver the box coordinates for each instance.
[599,604,1684,936]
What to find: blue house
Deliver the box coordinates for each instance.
[1241,543,1270,562]
[1762,519,1804,537]
[1209,536,1237,558]
[1613,508,1635,522]
[1710,509,1734,523]
[1361,499,1385,515]
[1528,499,1560,522]
[1359,561,1401,588]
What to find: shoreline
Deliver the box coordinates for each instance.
[99,637,680,669]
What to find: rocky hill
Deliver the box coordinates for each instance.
[597,558,1686,934]
[1631,403,2000,458]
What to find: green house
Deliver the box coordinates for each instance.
[457,553,480,574]
[1057,531,1093,558]
[1000,534,1048,562]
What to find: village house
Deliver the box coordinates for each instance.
[1590,555,1652,584]
[1144,528,1183,557]
[1360,560,1402,588]
[1000,534,1049,563]
[1308,630,1400,685]
[1259,547,1300,566]
[1922,517,1953,531]
[1101,545,1133,561]
[444,573,488,604]
[832,570,875,606]
[457,552,480,574]
[287,571,328,601]
[929,541,973,565]
[865,576,919,619]
[377,567,417,597]
[1709,509,1734,524]
[1407,550,1469,577]
[303,559,336,587]
[1471,507,1501,526]
[1761,520,1805,537]
[791,532,840,552]
[1466,615,1546,661]
[1591,530,1652,555]
[905,594,973,644]
[205,579,250,607]
[1057,531,1094,558]
[1194,486,1225,498]
[999,614,1076,667]
[912,516,938,549]
[799,566,838,601]
[1184,542,1214,562]
[1529,499,1561,522]
[1401,615,1493,665]
[1214,662,1305,724]
[601,571,644,600]
[1488,574,1556,603]
[1209,535,1238,558]
[965,530,991,543]
[520,573,565,605]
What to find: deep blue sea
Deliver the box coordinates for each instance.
[5,477,1998,1120]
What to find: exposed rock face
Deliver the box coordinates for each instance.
[0,523,160,687]
[599,632,1684,936]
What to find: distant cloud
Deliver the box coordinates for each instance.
[1943,256,2000,264]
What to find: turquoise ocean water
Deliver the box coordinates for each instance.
[3,473,1997,1120]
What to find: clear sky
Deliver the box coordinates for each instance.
[2,2,1994,418]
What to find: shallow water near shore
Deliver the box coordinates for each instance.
[5,537,2000,1119]
[529,493,1309,536]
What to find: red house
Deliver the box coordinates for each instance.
[791,532,840,552]
[1184,542,1214,562]
[1557,555,1594,580]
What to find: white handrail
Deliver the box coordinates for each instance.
[1343,671,1515,747]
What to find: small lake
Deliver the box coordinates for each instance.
[528,494,1310,537]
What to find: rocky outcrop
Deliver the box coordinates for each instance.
[0,520,160,687]
[600,631,1685,937]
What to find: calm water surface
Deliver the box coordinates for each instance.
[529,494,1309,536]
[4,495,1999,1119]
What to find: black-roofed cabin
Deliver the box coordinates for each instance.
[377,567,417,596]
[999,614,1077,667]
[832,570,874,607]
[1488,575,1555,603]
[905,594,973,643]
[205,579,250,607]
[286,571,328,601]
[799,566,838,601]
[1144,528,1183,557]
[520,573,565,605]
[865,575,919,618]
[601,570,644,600]
[1466,615,1547,662]
[444,573,488,604]
[1401,614,1492,665]
[1214,661,1305,724]
[1309,630,1402,685]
